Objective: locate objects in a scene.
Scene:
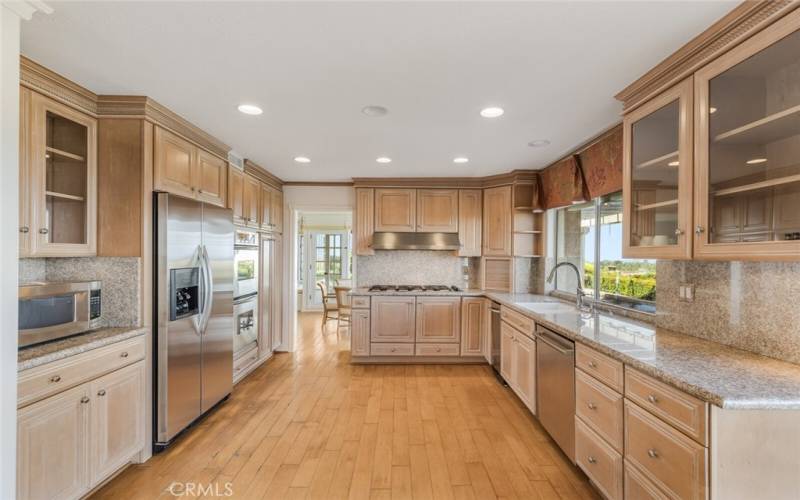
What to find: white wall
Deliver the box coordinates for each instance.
[282,186,354,351]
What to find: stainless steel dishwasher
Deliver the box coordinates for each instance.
[536,324,575,462]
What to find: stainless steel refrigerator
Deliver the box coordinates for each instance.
[154,192,234,451]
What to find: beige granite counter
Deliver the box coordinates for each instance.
[350,287,800,409]
[18,326,148,371]
[349,287,484,297]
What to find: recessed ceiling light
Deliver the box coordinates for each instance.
[453,157,469,164]
[376,157,392,164]
[294,156,311,164]
[480,107,504,118]
[362,105,388,117]
[667,161,680,167]
[709,107,718,114]
[237,104,263,115]
[528,139,550,148]
[746,158,767,165]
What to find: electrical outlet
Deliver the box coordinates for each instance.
[679,283,695,302]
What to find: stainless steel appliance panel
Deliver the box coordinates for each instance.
[201,202,234,412]
[536,326,576,462]
[234,229,259,299]
[156,193,203,444]
[489,302,501,371]
[233,295,258,357]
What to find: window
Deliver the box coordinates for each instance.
[554,191,656,313]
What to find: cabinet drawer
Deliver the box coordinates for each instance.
[352,296,370,309]
[576,369,623,452]
[576,344,623,393]
[500,306,534,335]
[575,417,623,500]
[625,367,707,445]
[234,346,258,382]
[624,462,670,500]
[624,401,707,500]
[18,335,146,408]
[370,343,415,356]
[415,343,460,356]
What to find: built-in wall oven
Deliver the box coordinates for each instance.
[234,229,259,299]
[233,294,258,357]
[18,281,102,347]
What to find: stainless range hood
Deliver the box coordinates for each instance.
[371,232,461,251]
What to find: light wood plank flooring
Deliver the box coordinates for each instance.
[93,312,599,499]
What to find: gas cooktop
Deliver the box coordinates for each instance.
[367,284,461,292]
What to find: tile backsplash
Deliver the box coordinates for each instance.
[656,260,800,365]
[356,251,470,287]
[19,257,141,327]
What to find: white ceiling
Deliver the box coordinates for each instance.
[21,1,736,182]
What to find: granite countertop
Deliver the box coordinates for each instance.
[487,292,800,410]
[18,326,148,371]
[349,287,485,297]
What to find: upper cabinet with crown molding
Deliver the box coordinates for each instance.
[621,6,800,261]
[417,189,459,232]
[19,89,98,257]
[375,188,417,232]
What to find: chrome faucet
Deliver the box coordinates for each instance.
[546,262,588,311]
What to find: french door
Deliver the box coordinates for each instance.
[303,231,351,310]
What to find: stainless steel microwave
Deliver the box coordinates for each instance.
[18,281,102,347]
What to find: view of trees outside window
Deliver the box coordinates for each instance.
[555,191,656,313]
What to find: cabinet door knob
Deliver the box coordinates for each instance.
[198,189,204,193]
[120,352,129,358]
[20,226,29,233]
[647,394,658,404]
[587,456,597,464]
[80,396,90,404]
[49,375,61,383]
[695,225,705,235]
[647,449,659,459]
[97,389,106,396]
[39,228,49,234]
[587,361,597,369]
[390,348,396,352]
[674,228,684,236]
[435,347,441,352]
[587,402,597,410]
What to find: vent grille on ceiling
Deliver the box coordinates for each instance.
[228,151,244,170]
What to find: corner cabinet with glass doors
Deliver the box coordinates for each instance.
[622,77,693,260]
[19,88,98,257]
[694,10,800,260]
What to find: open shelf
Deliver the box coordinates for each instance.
[514,230,542,234]
[46,190,85,202]
[635,199,678,211]
[712,173,800,197]
[45,146,86,162]
[714,104,800,145]
[513,254,542,258]
[635,150,678,169]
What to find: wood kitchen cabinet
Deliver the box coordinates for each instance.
[227,166,245,224]
[483,185,512,256]
[154,126,227,208]
[351,309,370,357]
[693,12,800,260]
[370,296,416,343]
[415,296,461,343]
[355,187,375,255]
[460,297,487,357]
[375,188,416,232]
[458,189,482,256]
[622,77,693,260]
[270,188,283,233]
[416,189,458,232]
[499,319,536,413]
[20,90,98,257]
[241,173,261,228]
[260,184,272,231]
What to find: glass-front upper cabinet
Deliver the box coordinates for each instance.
[623,78,693,259]
[694,14,800,260]
[25,92,97,257]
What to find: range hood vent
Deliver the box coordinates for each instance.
[371,232,461,251]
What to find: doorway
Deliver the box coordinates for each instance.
[296,212,353,313]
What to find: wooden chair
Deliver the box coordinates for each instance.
[318,281,338,327]
[334,286,352,335]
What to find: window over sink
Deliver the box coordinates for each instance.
[554,191,656,314]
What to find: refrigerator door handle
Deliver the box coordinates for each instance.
[200,245,214,334]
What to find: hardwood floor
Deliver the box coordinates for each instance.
[92,312,600,499]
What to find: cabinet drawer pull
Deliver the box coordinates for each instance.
[120,352,129,358]
[39,228,49,235]
[80,396,90,404]
[49,375,61,383]
[587,361,597,368]
[390,348,396,352]
[586,402,597,410]
[587,456,597,464]
[97,389,106,396]
[20,226,29,233]
[435,347,441,352]
[198,189,204,193]
[647,448,659,459]
[647,394,659,404]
